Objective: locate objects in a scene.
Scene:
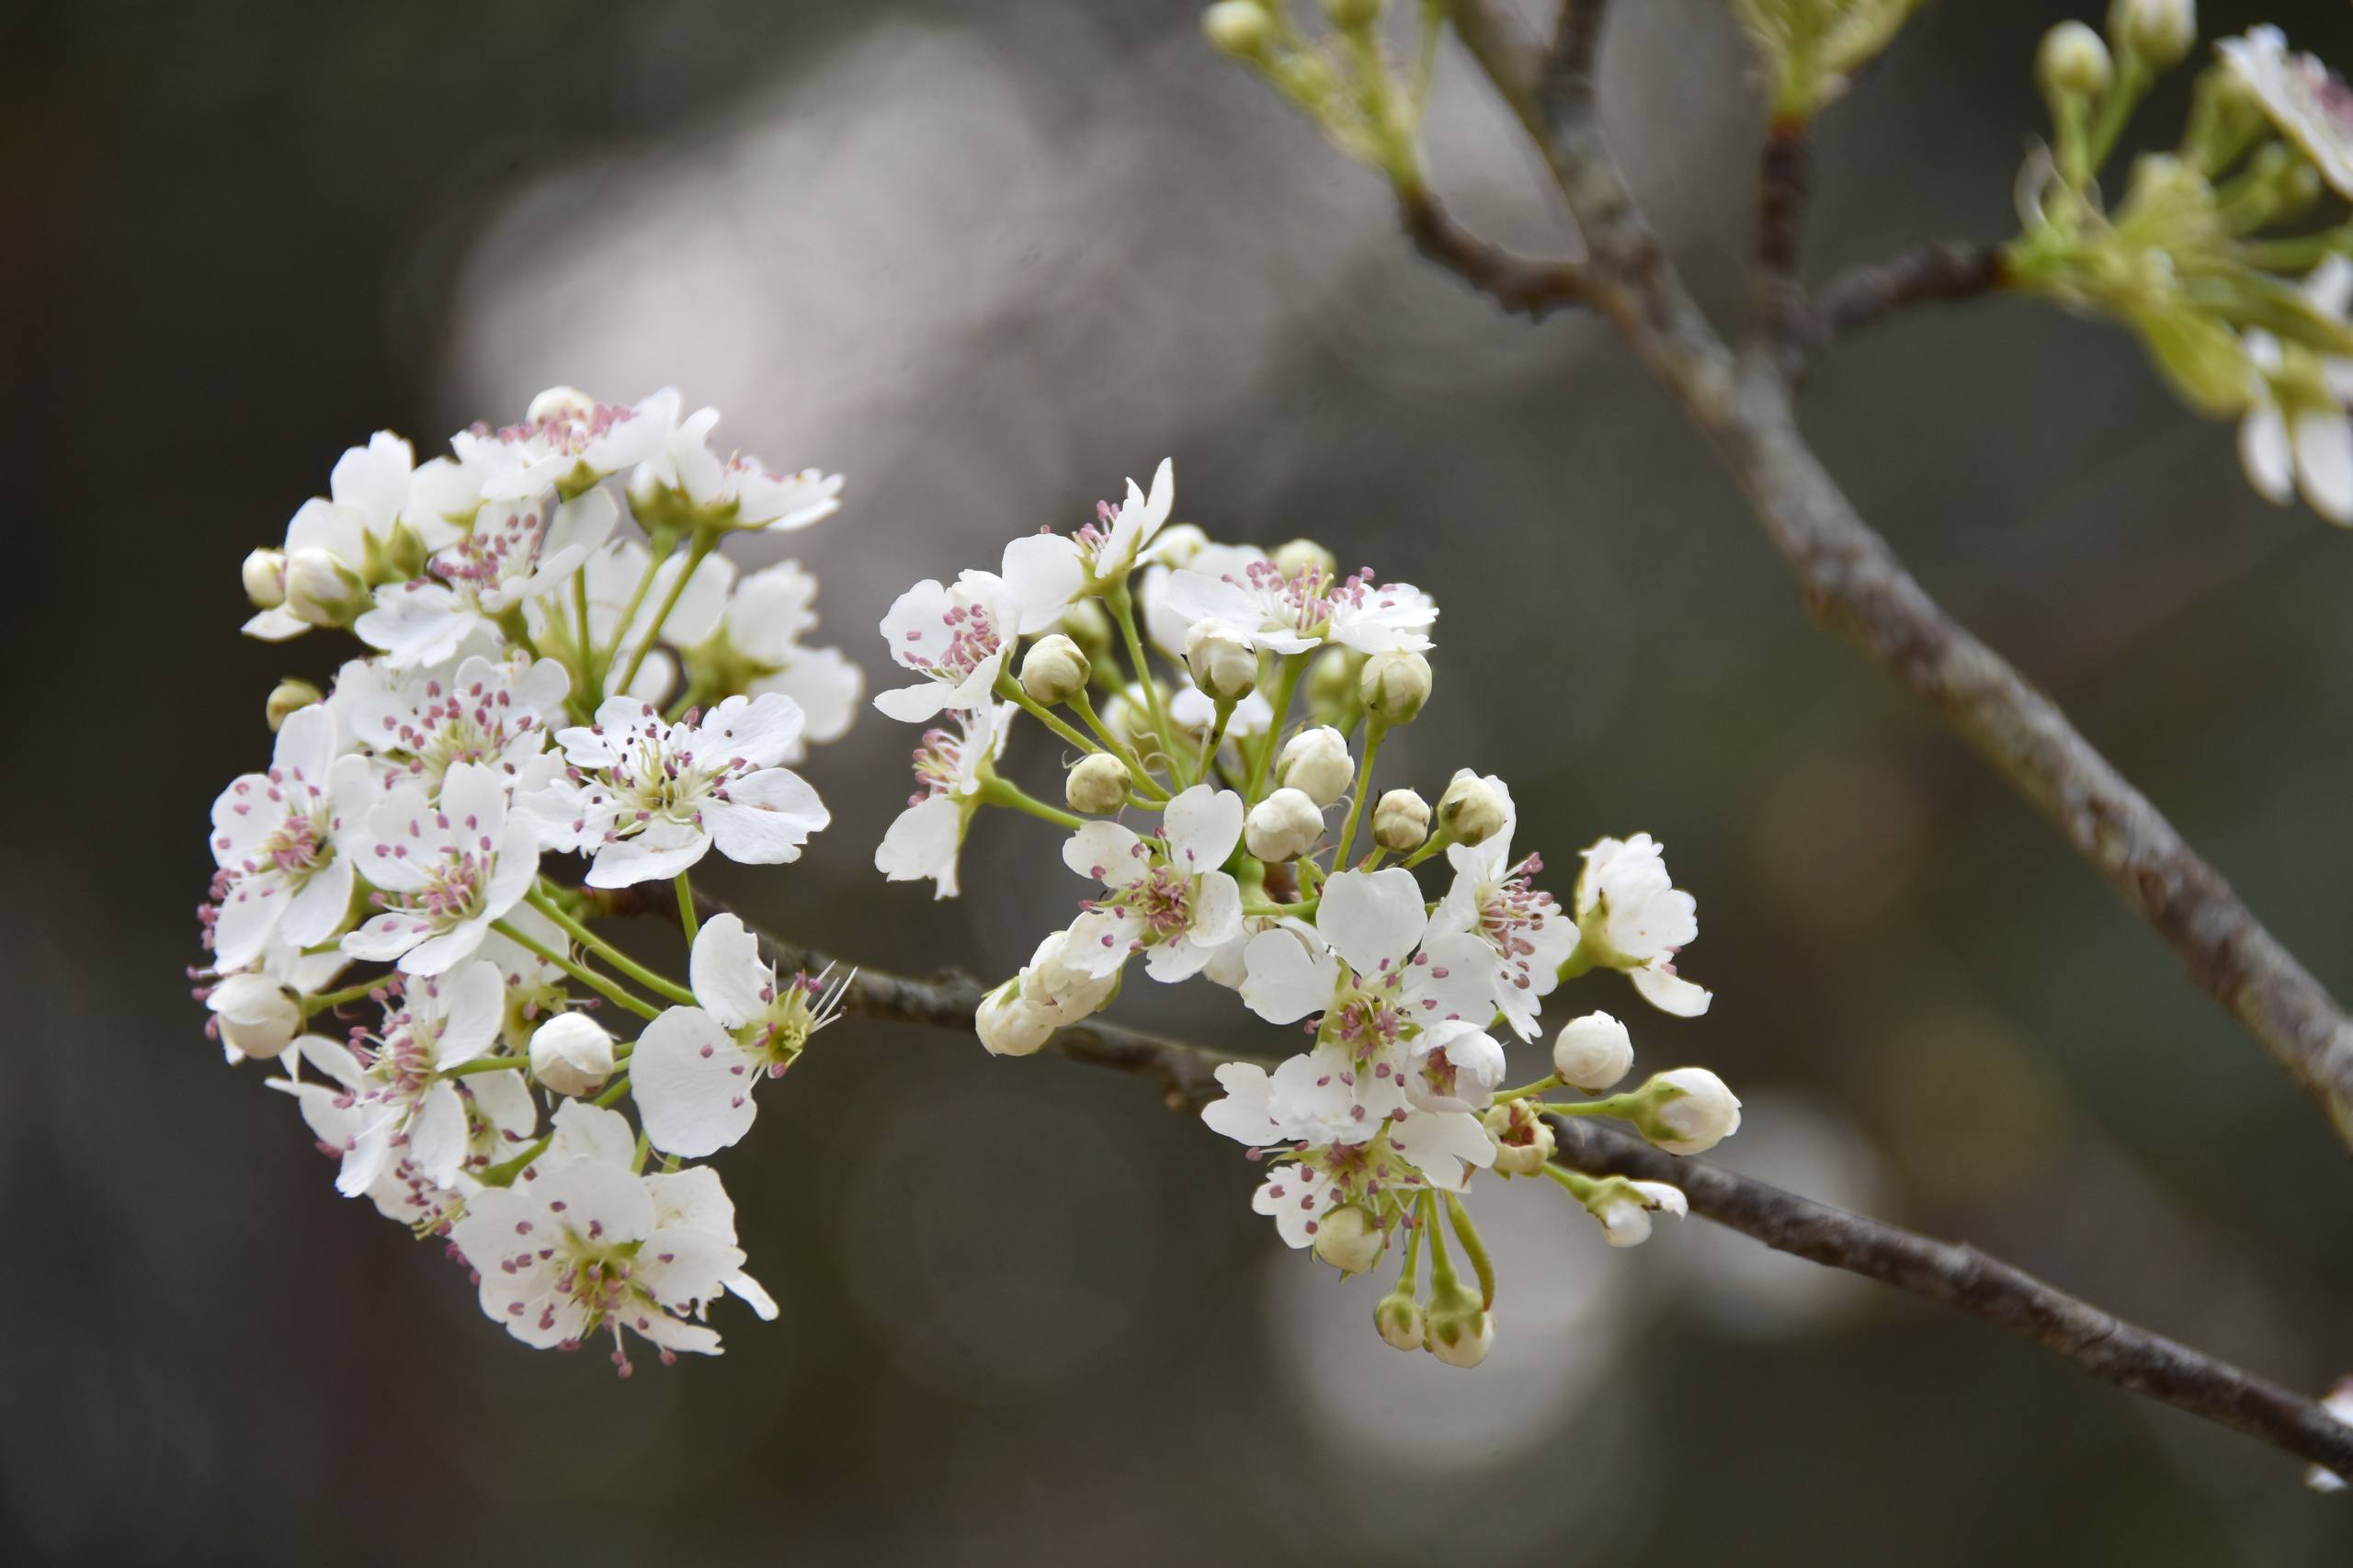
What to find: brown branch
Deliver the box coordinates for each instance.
[1783,240,2008,380]
[1395,186,1591,320]
[583,881,2353,1477]
[1544,1114,2353,1478]
[1441,0,2353,1149]
[1755,120,1813,353]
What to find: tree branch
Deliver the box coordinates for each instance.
[1545,1114,2353,1478]
[1436,0,2353,1150]
[1785,240,2007,380]
[585,882,2353,1478]
[1394,186,1591,320]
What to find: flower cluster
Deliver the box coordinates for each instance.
[192,387,856,1369]
[869,459,1741,1368]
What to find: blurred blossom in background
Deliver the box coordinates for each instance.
[9,0,2353,1561]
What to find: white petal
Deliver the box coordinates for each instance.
[704,768,829,865]
[632,1006,762,1157]
[1163,786,1244,870]
[1000,532,1087,633]
[1239,926,1339,1025]
[1629,962,1712,1017]
[1064,821,1147,887]
[689,915,769,1029]
[408,1081,470,1189]
[2295,410,2353,523]
[2241,404,2295,504]
[876,795,964,898]
[1315,867,1427,976]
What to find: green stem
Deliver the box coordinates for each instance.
[1242,897,1321,920]
[573,572,598,707]
[1540,1162,1598,1201]
[999,677,1109,760]
[443,1055,529,1078]
[1245,653,1307,803]
[2083,53,2152,180]
[1445,1192,1495,1309]
[594,1074,633,1108]
[631,1129,651,1176]
[301,978,386,1017]
[1194,698,1236,785]
[1106,582,1183,788]
[1332,717,1388,868]
[524,886,696,1007]
[483,1133,552,1188]
[1419,1187,1456,1289]
[1394,1199,1425,1292]
[615,531,713,698]
[980,776,1086,830]
[675,873,700,946]
[1068,687,1167,798]
[489,917,660,1022]
[1491,1074,1561,1104]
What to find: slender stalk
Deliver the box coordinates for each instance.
[442,1055,529,1078]
[1331,718,1388,867]
[1244,653,1309,803]
[488,917,660,1022]
[594,1074,633,1109]
[482,1132,552,1188]
[614,531,713,698]
[980,776,1087,830]
[1106,582,1183,788]
[675,873,700,947]
[523,886,696,1007]
[301,978,387,1017]
[1069,687,1168,798]
[596,526,673,693]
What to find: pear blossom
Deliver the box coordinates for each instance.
[335,651,570,806]
[999,457,1175,631]
[525,537,731,705]
[1142,540,1267,658]
[1427,782,1579,1040]
[2238,257,2353,524]
[356,488,619,668]
[340,762,540,976]
[976,918,1128,1056]
[1159,555,1436,657]
[449,1152,748,1366]
[1059,785,1247,982]
[668,557,863,756]
[206,704,365,972]
[876,700,1014,899]
[1572,834,1712,1017]
[451,386,675,504]
[520,692,829,887]
[279,960,512,1196]
[629,394,843,531]
[1212,1096,1497,1254]
[1589,1178,1688,1248]
[2219,26,2353,201]
[242,431,415,641]
[477,903,574,1051]
[631,915,852,1157]
[873,570,1024,723]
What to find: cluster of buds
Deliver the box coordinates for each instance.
[870,458,1741,1368]
[1729,0,1930,119]
[1200,1,1433,188]
[191,387,860,1370]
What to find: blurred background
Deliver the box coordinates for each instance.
[9,0,2353,1561]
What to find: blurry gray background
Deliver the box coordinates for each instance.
[9,0,2353,1562]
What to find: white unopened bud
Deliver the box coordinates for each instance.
[2108,0,2193,69]
[1552,1010,1634,1093]
[243,548,289,609]
[2038,20,2112,99]
[1482,1100,1555,1176]
[1358,649,1431,725]
[1374,1290,1425,1351]
[1019,633,1091,705]
[1629,1067,1743,1154]
[1271,539,1336,583]
[1312,1203,1386,1276]
[1202,1,1271,57]
[1436,769,1506,847]
[1591,1178,1688,1249]
[977,981,1056,1057]
[1424,1284,1495,1369]
[1371,789,1430,853]
[283,548,367,628]
[266,678,324,733]
[526,384,596,422]
[1278,726,1353,806]
[1184,619,1258,702]
[209,973,302,1060]
[1065,752,1131,815]
[529,1013,615,1096]
[1245,788,1324,862]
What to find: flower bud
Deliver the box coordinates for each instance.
[266,678,324,733]
[1424,1281,1495,1369]
[1184,619,1258,702]
[1059,597,1116,666]
[283,548,368,628]
[242,548,289,609]
[1481,1099,1555,1177]
[1436,769,1506,847]
[1371,788,1430,853]
[2107,0,2193,70]
[1626,1067,1743,1155]
[1147,522,1210,567]
[1202,1,1271,57]
[1065,752,1131,815]
[1324,0,1381,28]
[1019,633,1091,705]
[529,1013,616,1097]
[1358,649,1431,725]
[1374,1289,1425,1351]
[1305,646,1362,712]
[1245,787,1324,862]
[208,972,302,1060]
[977,980,1056,1057]
[1272,538,1337,580]
[1552,1010,1633,1094]
[1312,1203,1386,1276]
[1277,726,1353,806]
[1588,1178,1687,1249]
[2038,21,2112,99]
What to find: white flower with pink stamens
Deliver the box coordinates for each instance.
[277,960,511,1197]
[451,385,675,505]
[1059,784,1247,983]
[872,570,1024,723]
[875,699,1013,900]
[335,651,571,808]
[628,392,843,532]
[631,915,852,1157]
[449,1152,748,1369]
[355,488,620,669]
[519,692,830,888]
[2220,27,2353,201]
[1206,1090,1497,1253]
[1160,555,1436,656]
[1573,834,1712,1017]
[243,430,415,641]
[999,456,1175,631]
[206,704,369,973]
[1427,779,1579,1041]
[340,761,541,976]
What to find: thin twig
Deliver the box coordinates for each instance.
[1395,186,1591,320]
[1439,0,2353,1149]
[1755,121,1813,353]
[1545,1114,2353,1479]
[1786,241,2007,380]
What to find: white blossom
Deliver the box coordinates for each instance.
[1060,785,1247,982]
[628,392,843,532]
[335,651,570,808]
[874,570,1025,722]
[1160,556,1436,656]
[451,386,675,504]
[1427,782,1579,1040]
[340,761,540,976]
[999,457,1175,630]
[875,700,1014,899]
[1573,834,1712,1017]
[241,431,415,641]
[1593,1179,1688,1248]
[206,705,366,972]
[2220,27,2353,200]
[2239,257,2353,524]
[520,693,829,887]
[356,488,619,668]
